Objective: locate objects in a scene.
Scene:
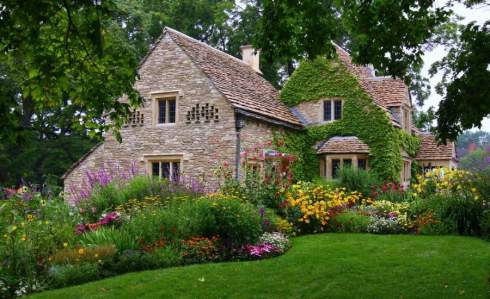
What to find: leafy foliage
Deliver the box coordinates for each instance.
[276,56,419,181]
[431,21,490,141]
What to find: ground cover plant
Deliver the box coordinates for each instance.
[28,234,490,299]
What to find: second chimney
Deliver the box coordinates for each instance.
[240,45,261,74]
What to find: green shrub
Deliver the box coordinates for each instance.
[121,199,217,244]
[480,209,490,240]
[328,210,370,233]
[103,246,183,274]
[48,263,100,288]
[410,194,484,236]
[204,197,262,246]
[339,167,380,197]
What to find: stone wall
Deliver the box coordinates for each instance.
[64,34,239,198]
[293,98,342,126]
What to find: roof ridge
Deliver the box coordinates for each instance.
[164,26,255,70]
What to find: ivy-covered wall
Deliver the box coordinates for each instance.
[274,56,419,182]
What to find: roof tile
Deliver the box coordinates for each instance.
[165,28,302,127]
[317,136,370,154]
[416,133,457,160]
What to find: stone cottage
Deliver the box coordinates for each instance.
[63,27,457,197]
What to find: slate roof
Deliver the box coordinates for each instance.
[163,27,302,128]
[416,133,457,161]
[317,136,370,154]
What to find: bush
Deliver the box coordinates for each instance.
[283,181,366,234]
[102,246,183,274]
[409,193,484,236]
[339,167,380,197]
[328,210,370,233]
[258,232,290,253]
[204,196,262,247]
[367,216,406,234]
[48,263,100,288]
[480,209,490,240]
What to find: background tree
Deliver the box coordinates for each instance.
[255,0,489,142]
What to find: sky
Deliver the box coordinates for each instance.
[421,1,490,132]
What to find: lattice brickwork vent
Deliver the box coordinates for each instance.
[124,110,144,127]
[186,103,219,124]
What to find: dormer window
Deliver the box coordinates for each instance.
[323,99,343,122]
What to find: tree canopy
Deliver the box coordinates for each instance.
[1,0,489,186]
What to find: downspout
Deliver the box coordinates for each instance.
[235,110,245,180]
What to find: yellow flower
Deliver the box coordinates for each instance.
[471,188,477,193]
[27,214,34,221]
[94,253,99,258]
[78,248,85,255]
[21,235,27,241]
[63,242,68,248]
[40,199,46,206]
[11,225,17,232]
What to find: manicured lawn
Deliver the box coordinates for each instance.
[31,234,490,299]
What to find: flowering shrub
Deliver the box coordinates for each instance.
[180,236,221,263]
[244,243,278,258]
[284,181,365,233]
[367,216,406,234]
[410,168,488,236]
[75,212,121,235]
[216,141,296,209]
[258,232,290,253]
[412,168,481,199]
[370,182,409,202]
[0,186,78,298]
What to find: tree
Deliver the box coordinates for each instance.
[431,21,490,141]
[455,130,490,158]
[413,107,437,133]
[255,0,489,142]
[0,1,143,140]
[459,148,490,173]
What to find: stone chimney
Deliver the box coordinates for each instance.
[240,45,261,74]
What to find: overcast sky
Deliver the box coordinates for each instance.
[421,1,490,132]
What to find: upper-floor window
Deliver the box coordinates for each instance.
[157,97,176,124]
[323,99,343,122]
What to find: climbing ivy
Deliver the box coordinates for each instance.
[275,56,420,182]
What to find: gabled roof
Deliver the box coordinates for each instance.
[159,27,302,128]
[335,45,409,108]
[359,77,410,108]
[317,136,370,154]
[416,133,457,161]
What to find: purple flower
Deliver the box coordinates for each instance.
[259,207,265,217]
[75,224,86,235]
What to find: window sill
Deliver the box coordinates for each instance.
[154,123,177,127]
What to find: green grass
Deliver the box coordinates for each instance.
[31,234,490,299]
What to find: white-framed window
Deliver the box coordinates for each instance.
[145,155,183,181]
[323,99,343,122]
